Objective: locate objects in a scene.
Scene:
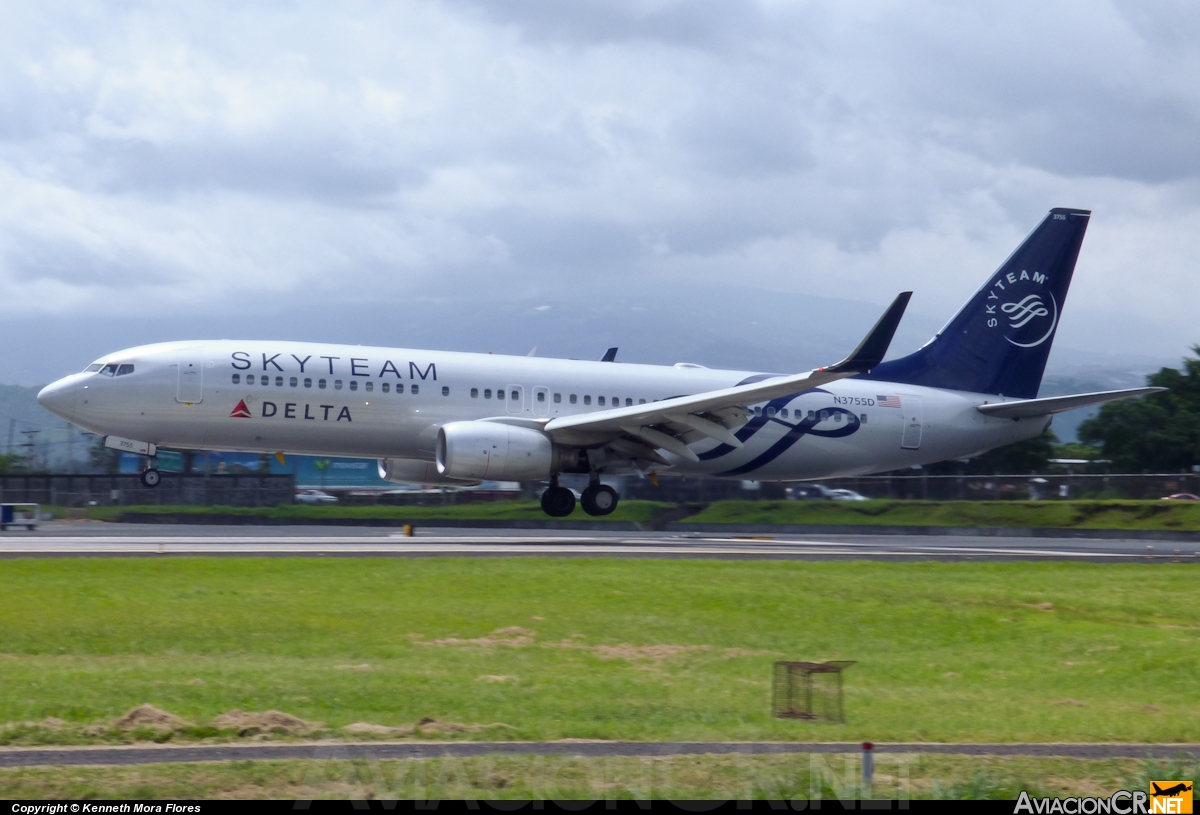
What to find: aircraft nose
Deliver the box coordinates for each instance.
[37,377,79,423]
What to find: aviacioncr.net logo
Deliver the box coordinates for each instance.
[984,269,1059,348]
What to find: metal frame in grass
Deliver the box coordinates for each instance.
[772,661,856,723]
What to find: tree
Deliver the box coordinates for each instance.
[86,434,121,474]
[1077,346,1200,472]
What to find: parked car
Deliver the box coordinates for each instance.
[826,488,870,501]
[786,484,869,501]
[295,489,338,504]
[1161,493,1200,501]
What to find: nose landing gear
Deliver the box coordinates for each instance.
[140,458,162,488]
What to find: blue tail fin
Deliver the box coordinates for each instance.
[860,207,1090,399]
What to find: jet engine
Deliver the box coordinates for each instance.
[437,421,554,482]
[378,457,481,486]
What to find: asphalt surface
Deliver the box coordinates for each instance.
[1,741,1197,768]
[1,522,1199,561]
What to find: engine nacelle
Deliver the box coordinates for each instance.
[378,457,481,486]
[437,421,554,482]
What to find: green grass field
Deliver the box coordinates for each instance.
[0,558,1196,747]
[87,499,1200,530]
[685,499,1200,529]
[2,754,1196,799]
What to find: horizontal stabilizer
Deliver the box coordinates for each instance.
[975,387,1165,419]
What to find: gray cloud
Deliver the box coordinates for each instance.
[0,0,1198,384]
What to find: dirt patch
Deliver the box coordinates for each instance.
[114,704,190,731]
[41,717,67,728]
[721,648,781,658]
[1052,699,1086,707]
[543,640,714,662]
[1022,602,1055,611]
[334,663,372,671]
[414,717,513,735]
[419,626,536,648]
[478,675,516,683]
[211,709,323,736]
[184,678,206,686]
[1141,704,1161,714]
[342,722,416,737]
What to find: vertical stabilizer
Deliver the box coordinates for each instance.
[860,208,1089,398]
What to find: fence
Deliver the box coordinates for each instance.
[0,473,297,508]
[817,473,1200,501]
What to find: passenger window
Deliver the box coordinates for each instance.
[754,406,762,416]
[304,378,312,388]
[819,410,828,420]
[411,384,419,395]
[569,394,577,404]
[100,364,118,376]
[290,376,298,387]
[484,389,492,399]
[365,381,373,392]
[471,388,479,398]
[553,393,561,403]
[781,409,789,418]
[116,364,135,376]
[443,386,450,396]
[611,397,617,406]
[335,380,343,390]
[382,383,390,393]
[598,396,605,406]
[537,391,545,402]
[318,379,326,389]
[639,399,646,404]
[262,377,269,386]
[834,412,842,423]
[496,389,504,400]
[860,413,867,423]
[349,380,357,391]
[510,389,518,401]
[232,373,241,384]
[808,410,815,420]
[584,395,591,405]
[766,407,776,418]
[247,374,255,384]
[625,398,632,406]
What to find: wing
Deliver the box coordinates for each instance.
[542,292,912,463]
[975,387,1165,419]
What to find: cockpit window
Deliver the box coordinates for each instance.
[116,364,134,376]
[99,364,118,377]
[84,364,103,373]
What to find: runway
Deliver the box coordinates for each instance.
[2,522,1198,561]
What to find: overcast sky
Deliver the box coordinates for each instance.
[2,0,1198,384]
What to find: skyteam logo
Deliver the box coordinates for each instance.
[984,269,1058,348]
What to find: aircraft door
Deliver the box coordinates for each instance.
[532,386,550,416]
[506,385,524,415]
[176,360,204,404]
[900,396,922,449]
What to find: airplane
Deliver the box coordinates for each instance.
[1151,783,1193,798]
[37,207,1163,517]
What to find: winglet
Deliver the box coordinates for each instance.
[601,347,618,362]
[822,292,912,374]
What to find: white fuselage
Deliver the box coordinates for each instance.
[38,340,1049,481]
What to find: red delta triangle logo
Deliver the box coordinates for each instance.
[230,399,252,418]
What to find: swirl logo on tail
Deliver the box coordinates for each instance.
[1002,294,1049,328]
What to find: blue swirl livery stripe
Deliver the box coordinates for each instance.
[716,409,860,476]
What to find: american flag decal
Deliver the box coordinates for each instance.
[877,395,901,408]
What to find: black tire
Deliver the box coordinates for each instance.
[541,486,576,517]
[140,468,162,488]
[581,484,619,516]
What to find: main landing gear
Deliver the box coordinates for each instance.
[580,482,618,516]
[540,480,576,517]
[540,477,620,517]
